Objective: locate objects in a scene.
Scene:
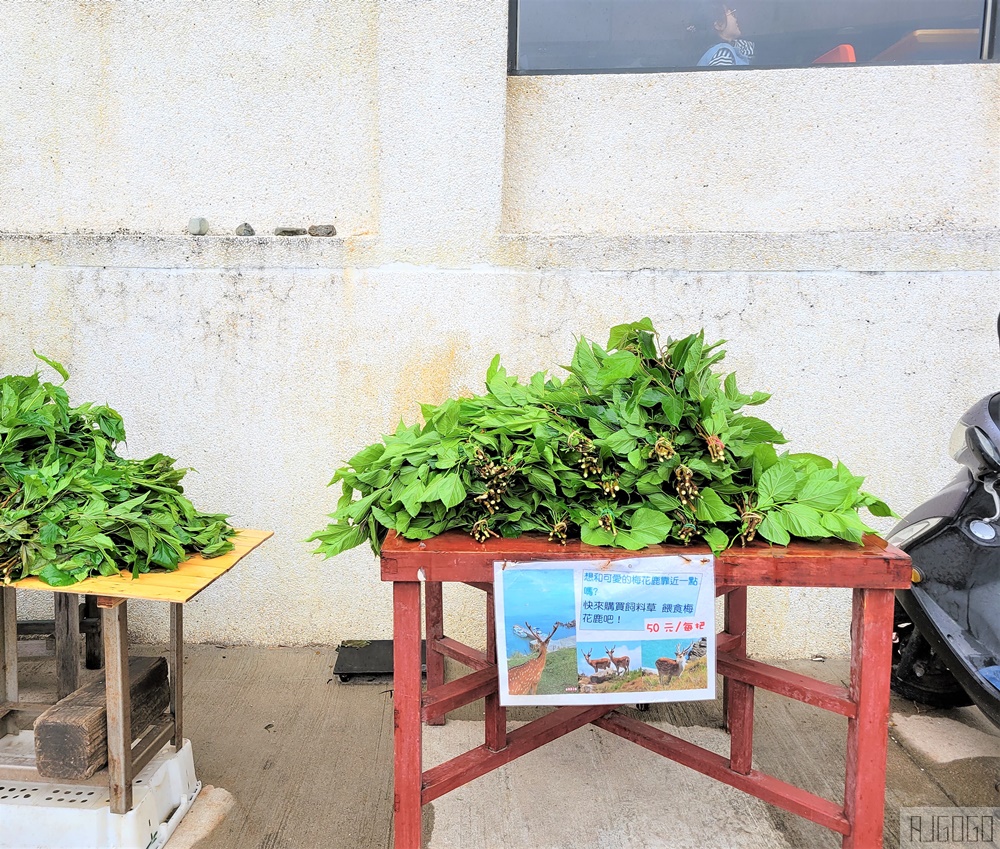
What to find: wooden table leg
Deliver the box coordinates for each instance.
[424,581,445,726]
[393,581,423,849]
[484,583,506,753]
[84,595,104,670]
[54,593,80,699]
[101,598,133,814]
[170,602,183,747]
[1,587,17,737]
[843,587,894,849]
[723,585,748,733]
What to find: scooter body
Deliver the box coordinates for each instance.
[889,375,1000,726]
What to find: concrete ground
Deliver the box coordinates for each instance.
[16,644,1000,849]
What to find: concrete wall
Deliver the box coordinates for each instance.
[2,1,998,657]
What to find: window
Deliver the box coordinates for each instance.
[509,0,998,73]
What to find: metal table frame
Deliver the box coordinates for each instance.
[380,531,911,849]
[0,529,271,814]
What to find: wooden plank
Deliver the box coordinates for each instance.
[54,593,81,699]
[1,587,17,737]
[716,633,741,654]
[594,712,851,835]
[421,704,613,805]
[424,582,445,726]
[97,596,126,609]
[12,529,273,603]
[843,588,895,849]
[380,531,910,589]
[170,603,183,746]
[393,581,423,849]
[33,655,170,780]
[130,718,174,778]
[104,602,133,813]
[421,667,498,723]
[718,652,857,718]
[1,701,52,722]
[434,637,490,671]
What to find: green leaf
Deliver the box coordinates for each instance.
[795,475,853,512]
[732,416,786,445]
[862,496,895,518]
[701,527,729,554]
[606,318,655,351]
[349,443,385,470]
[309,522,367,557]
[436,474,467,510]
[756,461,797,509]
[694,488,740,523]
[624,508,672,547]
[600,429,637,456]
[568,337,602,388]
[788,452,833,471]
[484,353,501,385]
[581,525,617,547]
[37,564,79,587]
[779,503,832,539]
[399,480,427,517]
[595,351,639,386]
[758,511,791,546]
[33,352,70,382]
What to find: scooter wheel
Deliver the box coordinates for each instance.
[891,600,973,708]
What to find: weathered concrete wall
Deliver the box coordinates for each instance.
[503,66,1000,234]
[2,1,998,657]
[1,1,380,235]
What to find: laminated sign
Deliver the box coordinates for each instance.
[494,556,715,706]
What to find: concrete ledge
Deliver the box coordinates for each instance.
[2,229,997,273]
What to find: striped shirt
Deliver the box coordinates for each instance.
[705,39,755,66]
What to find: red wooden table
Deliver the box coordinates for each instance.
[380,531,911,849]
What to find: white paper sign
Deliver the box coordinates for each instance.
[494,556,715,706]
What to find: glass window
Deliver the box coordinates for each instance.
[510,0,997,73]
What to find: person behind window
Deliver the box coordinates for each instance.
[690,2,754,67]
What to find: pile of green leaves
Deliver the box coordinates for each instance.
[311,319,892,559]
[1,355,235,587]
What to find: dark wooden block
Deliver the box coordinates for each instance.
[33,655,170,780]
[333,639,426,681]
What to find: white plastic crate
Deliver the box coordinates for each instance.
[0,732,200,849]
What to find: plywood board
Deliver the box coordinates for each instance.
[11,529,272,604]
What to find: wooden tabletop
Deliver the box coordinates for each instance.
[11,528,273,604]
[380,530,911,589]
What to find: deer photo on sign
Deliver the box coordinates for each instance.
[494,558,716,706]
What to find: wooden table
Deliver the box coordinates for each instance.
[0,528,272,813]
[380,531,911,849]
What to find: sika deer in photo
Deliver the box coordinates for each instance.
[606,645,630,676]
[655,644,693,686]
[582,648,612,678]
[508,621,573,696]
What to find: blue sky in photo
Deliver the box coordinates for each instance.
[501,568,576,659]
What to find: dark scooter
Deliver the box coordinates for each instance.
[888,312,1000,727]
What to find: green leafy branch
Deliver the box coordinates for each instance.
[310,319,893,559]
[1,355,235,586]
